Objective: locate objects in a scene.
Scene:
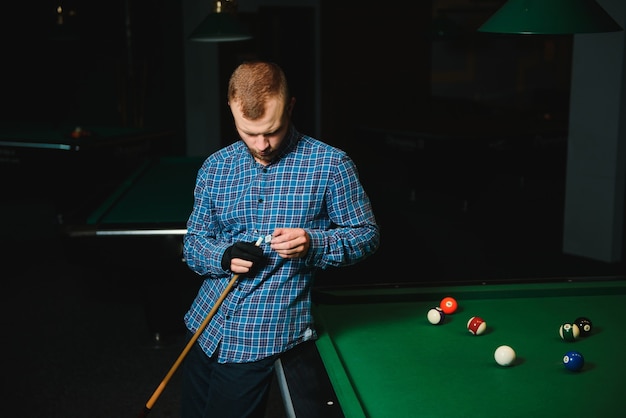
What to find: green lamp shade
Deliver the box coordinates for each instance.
[478,0,623,34]
[189,13,252,42]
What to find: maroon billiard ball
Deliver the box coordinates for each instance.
[467,316,486,335]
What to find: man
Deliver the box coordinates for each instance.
[181,60,379,417]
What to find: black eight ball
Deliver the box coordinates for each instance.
[574,317,593,336]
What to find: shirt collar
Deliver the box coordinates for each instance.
[268,124,300,165]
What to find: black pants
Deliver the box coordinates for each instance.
[180,332,279,418]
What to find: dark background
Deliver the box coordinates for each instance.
[1,1,571,146]
[1,0,590,281]
[0,1,624,417]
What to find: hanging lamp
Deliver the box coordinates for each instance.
[478,0,623,34]
[189,0,252,42]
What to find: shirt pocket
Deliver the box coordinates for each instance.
[274,192,327,228]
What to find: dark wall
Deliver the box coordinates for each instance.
[2,1,571,153]
[319,0,433,150]
[3,1,615,278]
[2,0,186,152]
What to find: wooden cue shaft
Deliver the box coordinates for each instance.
[142,272,240,412]
[141,236,264,415]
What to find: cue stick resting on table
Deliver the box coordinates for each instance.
[138,236,265,417]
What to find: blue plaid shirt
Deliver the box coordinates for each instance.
[183,125,380,363]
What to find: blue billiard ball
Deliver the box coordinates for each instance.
[563,351,584,372]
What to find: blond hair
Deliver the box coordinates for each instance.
[228,61,290,120]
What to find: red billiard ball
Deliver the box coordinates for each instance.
[439,296,458,314]
[563,350,584,372]
[467,316,486,335]
[574,317,593,336]
[559,323,580,341]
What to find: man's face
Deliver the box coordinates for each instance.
[230,97,292,165]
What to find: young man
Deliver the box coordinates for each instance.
[181,61,379,417]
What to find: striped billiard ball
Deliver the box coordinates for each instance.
[559,323,580,341]
[467,316,486,335]
[427,307,445,325]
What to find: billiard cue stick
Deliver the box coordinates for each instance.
[138,237,264,417]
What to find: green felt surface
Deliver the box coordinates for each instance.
[88,156,204,224]
[313,279,626,418]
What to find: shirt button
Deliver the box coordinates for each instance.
[263,168,268,173]
[258,198,263,203]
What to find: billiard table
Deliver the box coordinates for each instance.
[0,124,173,221]
[275,278,626,418]
[64,156,205,343]
[69,156,203,236]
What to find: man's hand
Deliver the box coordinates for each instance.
[221,241,265,274]
[270,228,310,259]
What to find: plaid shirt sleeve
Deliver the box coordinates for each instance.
[305,152,380,269]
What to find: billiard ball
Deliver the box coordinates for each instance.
[439,296,458,314]
[559,323,580,341]
[427,307,445,325]
[563,350,584,372]
[574,317,593,336]
[467,316,486,335]
[494,345,516,366]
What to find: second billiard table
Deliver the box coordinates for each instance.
[0,124,173,222]
[64,156,205,343]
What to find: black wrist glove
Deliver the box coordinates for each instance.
[221,241,265,272]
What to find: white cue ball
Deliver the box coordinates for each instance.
[494,345,516,366]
